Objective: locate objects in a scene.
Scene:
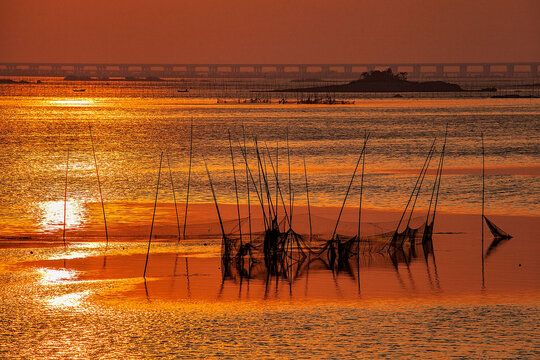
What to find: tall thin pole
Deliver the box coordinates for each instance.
[357,133,367,294]
[428,125,448,226]
[332,135,369,240]
[287,128,293,224]
[238,138,269,229]
[256,142,275,221]
[257,143,264,217]
[276,141,279,222]
[143,152,164,278]
[358,131,367,239]
[405,146,435,229]
[63,146,69,247]
[183,120,193,240]
[263,154,272,221]
[303,156,312,242]
[242,126,252,241]
[166,151,181,242]
[392,138,436,239]
[89,125,109,244]
[481,133,485,287]
[263,142,291,228]
[203,158,226,238]
[255,139,275,222]
[228,130,242,245]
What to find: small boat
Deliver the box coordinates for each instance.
[73,89,86,92]
[177,89,189,93]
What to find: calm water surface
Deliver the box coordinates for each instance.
[0,82,539,358]
[0,88,539,236]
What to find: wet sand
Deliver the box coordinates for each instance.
[1,206,538,358]
[3,205,538,303]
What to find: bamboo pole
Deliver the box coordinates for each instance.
[287,128,292,223]
[203,157,226,239]
[242,126,252,242]
[89,124,109,244]
[257,142,264,222]
[255,139,276,221]
[63,146,69,247]
[263,142,291,228]
[237,139,268,229]
[331,134,369,240]
[303,156,312,242]
[405,144,435,229]
[391,137,436,242]
[166,151,181,242]
[183,120,193,240]
[263,152,272,222]
[427,125,448,227]
[143,151,164,278]
[276,141,279,223]
[228,130,242,245]
[357,131,367,239]
[481,133,485,287]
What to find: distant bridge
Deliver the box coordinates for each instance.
[0,62,538,80]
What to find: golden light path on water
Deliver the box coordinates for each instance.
[48,98,96,107]
[38,268,78,284]
[46,291,91,308]
[37,200,87,232]
[37,268,91,309]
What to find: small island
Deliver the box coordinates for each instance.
[0,78,36,84]
[273,68,463,93]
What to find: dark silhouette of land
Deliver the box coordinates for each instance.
[273,68,463,93]
[0,78,38,84]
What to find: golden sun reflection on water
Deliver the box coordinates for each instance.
[37,200,87,232]
[70,242,103,249]
[47,242,106,260]
[48,252,94,260]
[47,291,90,308]
[37,268,93,308]
[38,268,78,284]
[48,98,96,107]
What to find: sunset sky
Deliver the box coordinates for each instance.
[1,0,539,64]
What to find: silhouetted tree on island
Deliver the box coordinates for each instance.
[360,68,408,81]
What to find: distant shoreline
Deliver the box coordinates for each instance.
[271,79,464,93]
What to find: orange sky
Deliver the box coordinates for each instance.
[0,0,539,64]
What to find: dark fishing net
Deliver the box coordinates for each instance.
[206,130,447,285]
[483,215,512,239]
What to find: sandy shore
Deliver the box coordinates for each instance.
[0,203,537,304]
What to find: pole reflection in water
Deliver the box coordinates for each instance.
[218,231,440,299]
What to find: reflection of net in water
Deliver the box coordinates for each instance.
[217,216,440,292]
[211,212,437,285]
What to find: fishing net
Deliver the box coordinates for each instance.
[483,216,512,239]
[204,131,447,284]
